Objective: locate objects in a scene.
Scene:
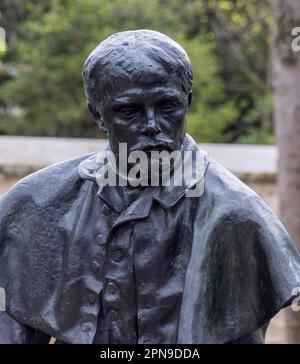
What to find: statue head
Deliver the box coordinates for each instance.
[82,29,193,157]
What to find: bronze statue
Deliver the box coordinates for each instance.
[0,30,299,344]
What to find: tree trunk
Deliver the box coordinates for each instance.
[272,0,300,344]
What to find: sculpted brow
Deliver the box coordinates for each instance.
[156,96,181,104]
[112,102,140,111]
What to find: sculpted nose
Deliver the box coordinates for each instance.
[142,108,161,136]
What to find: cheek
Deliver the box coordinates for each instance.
[108,119,140,145]
[161,108,187,131]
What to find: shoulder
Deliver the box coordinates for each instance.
[198,157,299,255]
[201,157,300,271]
[0,153,95,217]
[203,157,269,224]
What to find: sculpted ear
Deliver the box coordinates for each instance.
[188,91,192,108]
[87,102,107,134]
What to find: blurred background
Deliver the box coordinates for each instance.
[0,0,300,344]
[0,0,274,142]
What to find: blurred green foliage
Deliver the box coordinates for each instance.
[0,0,274,143]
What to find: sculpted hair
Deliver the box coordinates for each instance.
[82,29,193,107]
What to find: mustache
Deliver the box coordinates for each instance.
[130,140,174,153]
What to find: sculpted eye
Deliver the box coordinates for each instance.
[118,106,139,119]
[159,101,180,112]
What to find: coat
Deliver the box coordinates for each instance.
[0,134,299,343]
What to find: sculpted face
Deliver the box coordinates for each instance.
[98,80,191,157]
[83,30,193,160]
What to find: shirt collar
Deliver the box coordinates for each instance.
[78,134,209,213]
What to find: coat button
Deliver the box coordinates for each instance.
[110,310,119,321]
[91,261,100,273]
[106,282,117,294]
[102,205,110,216]
[88,293,97,305]
[112,249,123,262]
[96,234,104,246]
[81,322,92,332]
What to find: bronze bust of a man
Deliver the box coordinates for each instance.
[0,30,299,344]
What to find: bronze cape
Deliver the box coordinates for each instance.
[0,135,299,343]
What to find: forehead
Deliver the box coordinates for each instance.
[94,55,186,102]
[101,80,185,106]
